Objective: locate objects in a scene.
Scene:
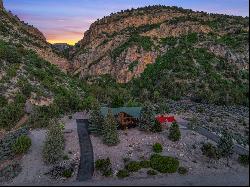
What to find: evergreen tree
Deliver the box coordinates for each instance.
[139,102,156,132]
[151,119,163,133]
[89,102,104,136]
[218,130,234,166]
[168,122,181,142]
[102,109,120,146]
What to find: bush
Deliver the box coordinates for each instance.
[151,120,162,133]
[125,161,141,172]
[116,169,130,178]
[238,155,249,167]
[63,155,69,160]
[0,103,25,130]
[168,122,181,142]
[12,135,32,154]
[201,143,219,159]
[102,109,120,146]
[153,143,163,153]
[42,122,65,164]
[95,158,113,177]
[178,167,188,175]
[150,154,179,173]
[0,95,7,107]
[217,130,234,159]
[139,160,151,168]
[0,128,28,162]
[62,169,73,178]
[147,169,158,176]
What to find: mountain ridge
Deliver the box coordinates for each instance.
[71,5,249,84]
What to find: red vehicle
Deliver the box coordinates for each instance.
[156,115,176,124]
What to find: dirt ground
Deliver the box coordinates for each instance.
[91,127,249,180]
[1,116,81,186]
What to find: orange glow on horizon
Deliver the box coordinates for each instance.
[47,39,78,46]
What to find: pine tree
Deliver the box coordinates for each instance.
[218,130,234,166]
[102,109,120,146]
[151,119,162,133]
[89,102,104,136]
[139,102,156,132]
[168,122,181,142]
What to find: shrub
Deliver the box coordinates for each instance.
[151,119,162,133]
[0,128,28,162]
[168,122,181,142]
[150,154,179,173]
[153,143,163,153]
[62,169,73,178]
[125,161,141,172]
[63,155,69,160]
[12,135,32,154]
[147,170,158,176]
[42,122,65,164]
[238,155,249,167]
[95,158,112,177]
[0,103,25,130]
[201,143,219,159]
[116,169,130,178]
[178,167,188,175]
[139,160,151,168]
[217,131,234,158]
[0,95,7,107]
[102,109,120,146]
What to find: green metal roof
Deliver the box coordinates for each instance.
[100,107,142,119]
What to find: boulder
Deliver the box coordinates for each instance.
[25,101,33,114]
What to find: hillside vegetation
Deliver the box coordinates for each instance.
[0,40,87,130]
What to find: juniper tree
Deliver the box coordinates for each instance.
[168,122,181,142]
[218,130,234,166]
[139,102,156,132]
[151,119,162,133]
[89,102,104,136]
[102,109,120,146]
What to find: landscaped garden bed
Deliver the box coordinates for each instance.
[91,127,248,180]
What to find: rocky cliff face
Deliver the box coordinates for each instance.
[72,6,249,83]
[0,3,70,71]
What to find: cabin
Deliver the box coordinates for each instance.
[100,107,142,130]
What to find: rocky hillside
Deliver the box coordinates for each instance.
[0,39,90,131]
[71,5,249,106]
[72,6,248,83]
[0,0,69,71]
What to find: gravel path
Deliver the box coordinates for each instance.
[6,129,50,185]
[177,119,249,155]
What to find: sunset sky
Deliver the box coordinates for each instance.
[4,0,249,45]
